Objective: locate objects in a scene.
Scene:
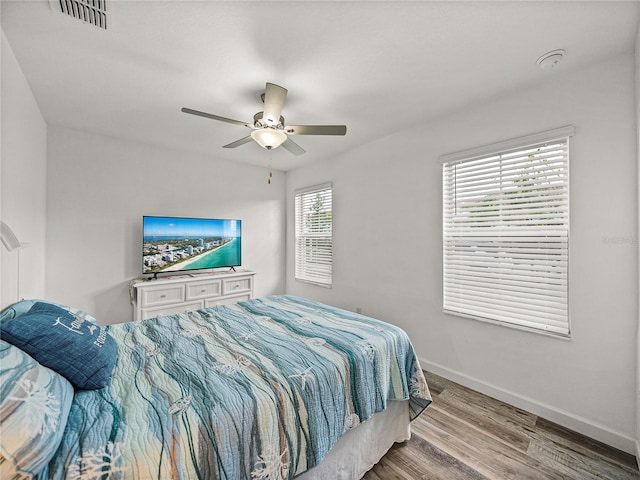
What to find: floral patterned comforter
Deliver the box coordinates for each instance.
[38,295,431,479]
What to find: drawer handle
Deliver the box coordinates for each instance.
[201,289,207,293]
[160,294,167,298]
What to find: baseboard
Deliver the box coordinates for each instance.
[636,439,640,469]
[421,359,636,455]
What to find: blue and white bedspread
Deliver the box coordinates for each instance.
[39,295,431,480]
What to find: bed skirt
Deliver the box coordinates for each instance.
[296,400,410,480]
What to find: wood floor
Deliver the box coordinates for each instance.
[364,372,639,480]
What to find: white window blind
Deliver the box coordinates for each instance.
[442,127,573,336]
[295,183,332,287]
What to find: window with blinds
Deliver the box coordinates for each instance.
[442,127,573,336]
[295,183,333,287]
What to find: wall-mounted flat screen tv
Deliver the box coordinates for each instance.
[143,216,241,275]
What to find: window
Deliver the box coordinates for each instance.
[442,126,573,336]
[295,183,333,287]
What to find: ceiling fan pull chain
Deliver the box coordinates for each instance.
[267,151,273,185]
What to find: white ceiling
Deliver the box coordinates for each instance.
[2,1,639,171]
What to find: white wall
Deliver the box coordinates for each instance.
[1,30,47,310]
[287,53,638,453]
[46,126,286,324]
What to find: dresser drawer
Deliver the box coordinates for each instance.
[140,285,185,307]
[205,293,251,308]
[186,280,222,301]
[141,301,203,320]
[222,276,252,295]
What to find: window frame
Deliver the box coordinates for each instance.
[294,182,333,288]
[441,126,574,337]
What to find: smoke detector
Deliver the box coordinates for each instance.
[537,49,565,70]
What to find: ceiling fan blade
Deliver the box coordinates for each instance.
[223,135,254,149]
[280,137,306,156]
[285,125,347,136]
[181,107,252,128]
[262,83,287,126]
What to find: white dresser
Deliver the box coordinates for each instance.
[131,270,255,321]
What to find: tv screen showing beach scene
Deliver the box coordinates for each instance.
[143,216,241,274]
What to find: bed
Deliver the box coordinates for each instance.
[0,294,431,479]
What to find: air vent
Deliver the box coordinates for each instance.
[52,0,107,29]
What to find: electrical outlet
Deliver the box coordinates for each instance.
[355,307,362,314]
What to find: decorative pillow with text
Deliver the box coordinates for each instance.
[0,302,117,390]
[0,298,99,325]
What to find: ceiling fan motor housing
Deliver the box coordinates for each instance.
[253,112,285,129]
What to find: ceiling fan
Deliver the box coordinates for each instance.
[182,82,347,156]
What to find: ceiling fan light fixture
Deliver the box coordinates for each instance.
[251,128,287,150]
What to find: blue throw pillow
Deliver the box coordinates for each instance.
[0,299,99,325]
[0,302,117,390]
